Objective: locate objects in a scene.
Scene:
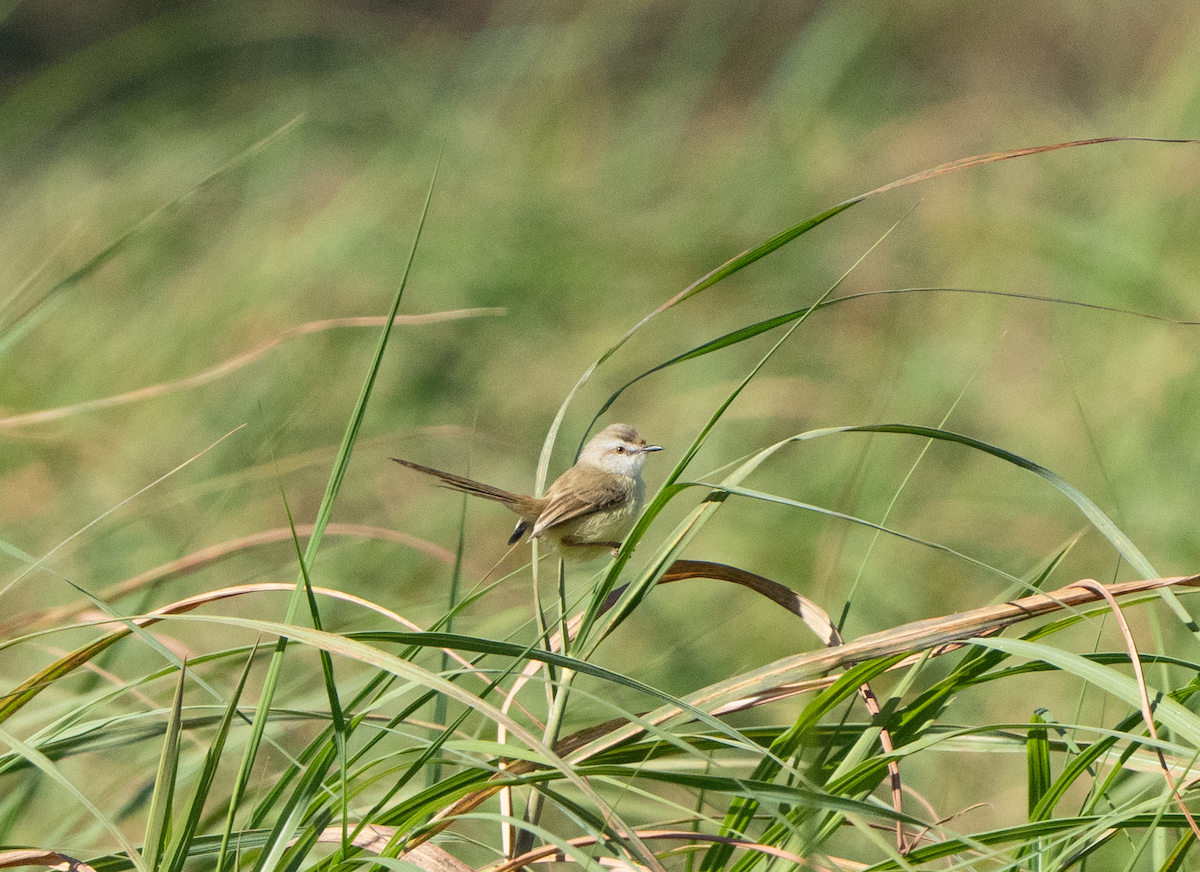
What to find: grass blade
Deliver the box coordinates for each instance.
[1027,710,1052,817]
[249,745,338,872]
[0,117,302,352]
[0,727,149,872]
[214,155,442,870]
[160,648,256,872]
[142,661,188,868]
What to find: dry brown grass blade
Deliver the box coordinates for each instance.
[742,573,1200,685]
[312,825,834,872]
[1067,579,1200,842]
[654,560,837,645]
[563,573,1200,765]
[850,673,902,852]
[482,828,852,872]
[856,137,1199,200]
[0,850,97,872]
[0,582,487,722]
[0,523,466,638]
[0,310,503,430]
[313,826,472,872]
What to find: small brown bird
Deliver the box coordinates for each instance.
[391,423,662,560]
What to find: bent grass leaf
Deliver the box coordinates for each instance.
[591,285,1200,433]
[542,136,1199,491]
[0,310,503,431]
[684,422,1189,632]
[971,637,1200,748]
[846,424,1158,579]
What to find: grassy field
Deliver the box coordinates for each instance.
[3,1,1200,869]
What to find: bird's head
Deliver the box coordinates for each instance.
[579,423,663,475]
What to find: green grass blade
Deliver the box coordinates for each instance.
[0,726,149,872]
[700,655,907,872]
[142,661,188,869]
[280,477,349,851]
[275,807,332,872]
[160,648,256,872]
[1160,830,1198,872]
[1027,710,1052,817]
[594,285,1200,424]
[846,423,1158,578]
[972,637,1200,746]
[297,156,441,590]
[534,199,856,491]
[706,483,1023,585]
[581,766,920,826]
[250,744,338,872]
[214,157,441,870]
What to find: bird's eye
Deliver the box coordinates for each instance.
[615,445,626,453]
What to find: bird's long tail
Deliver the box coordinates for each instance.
[391,458,542,523]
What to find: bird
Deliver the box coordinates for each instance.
[391,423,663,560]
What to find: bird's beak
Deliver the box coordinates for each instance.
[639,444,663,454]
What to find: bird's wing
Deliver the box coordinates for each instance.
[530,468,630,538]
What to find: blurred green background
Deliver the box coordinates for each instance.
[2,0,1200,837]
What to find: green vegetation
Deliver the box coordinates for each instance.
[3,2,1200,870]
